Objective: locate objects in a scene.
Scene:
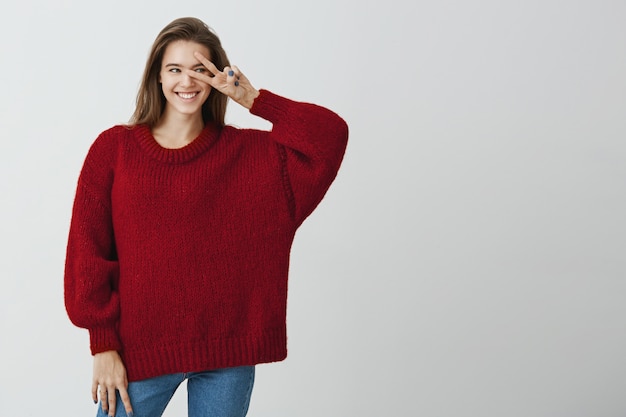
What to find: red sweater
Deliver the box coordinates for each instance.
[64,90,348,382]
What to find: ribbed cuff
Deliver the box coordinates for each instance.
[89,327,122,355]
[249,89,295,123]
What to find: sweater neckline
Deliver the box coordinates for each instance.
[133,123,220,164]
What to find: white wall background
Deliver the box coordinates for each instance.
[1,1,625,416]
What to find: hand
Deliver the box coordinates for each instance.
[189,51,260,109]
[92,350,133,417]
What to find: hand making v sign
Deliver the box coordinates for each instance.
[189,51,260,110]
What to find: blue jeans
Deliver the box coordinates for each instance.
[96,366,255,417]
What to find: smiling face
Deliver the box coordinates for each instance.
[159,40,212,119]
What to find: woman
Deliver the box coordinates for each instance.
[64,17,348,417]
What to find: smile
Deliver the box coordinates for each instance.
[177,92,199,99]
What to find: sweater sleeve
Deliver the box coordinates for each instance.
[250,90,349,225]
[64,130,122,355]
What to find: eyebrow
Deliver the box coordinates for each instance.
[164,63,205,68]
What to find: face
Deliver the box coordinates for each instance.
[159,40,212,119]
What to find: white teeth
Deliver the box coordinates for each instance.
[178,92,197,99]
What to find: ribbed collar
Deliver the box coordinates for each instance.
[133,123,221,164]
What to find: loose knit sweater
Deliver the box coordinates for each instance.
[64,90,348,382]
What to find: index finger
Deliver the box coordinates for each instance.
[119,386,134,416]
[194,51,221,75]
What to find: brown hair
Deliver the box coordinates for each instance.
[130,17,230,127]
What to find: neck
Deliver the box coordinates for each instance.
[152,110,205,149]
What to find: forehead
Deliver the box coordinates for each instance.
[162,40,211,65]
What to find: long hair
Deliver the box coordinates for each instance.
[129,17,230,127]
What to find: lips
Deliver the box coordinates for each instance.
[177,92,198,99]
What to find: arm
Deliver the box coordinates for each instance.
[188,55,349,224]
[64,136,121,353]
[64,132,133,416]
[250,90,349,224]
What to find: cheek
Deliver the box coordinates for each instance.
[159,76,175,92]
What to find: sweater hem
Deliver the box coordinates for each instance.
[121,327,287,382]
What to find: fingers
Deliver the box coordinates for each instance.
[231,65,244,82]
[107,385,117,416]
[95,385,108,415]
[119,386,134,416]
[94,385,132,417]
[92,380,98,404]
[224,66,240,87]
[190,51,240,87]
[193,51,220,76]
[96,385,111,416]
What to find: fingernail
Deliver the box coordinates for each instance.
[234,81,240,87]
[129,413,134,417]
[94,400,98,404]
[228,70,234,76]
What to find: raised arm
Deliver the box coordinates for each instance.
[187,53,348,224]
[250,90,349,224]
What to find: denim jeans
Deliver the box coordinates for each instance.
[96,366,255,417]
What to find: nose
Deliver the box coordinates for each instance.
[179,72,194,87]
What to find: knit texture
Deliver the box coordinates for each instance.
[64,90,348,382]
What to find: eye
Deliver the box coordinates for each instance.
[194,68,206,73]
[168,68,181,73]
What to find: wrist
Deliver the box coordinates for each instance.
[242,89,260,110]
[94,350,118,357]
